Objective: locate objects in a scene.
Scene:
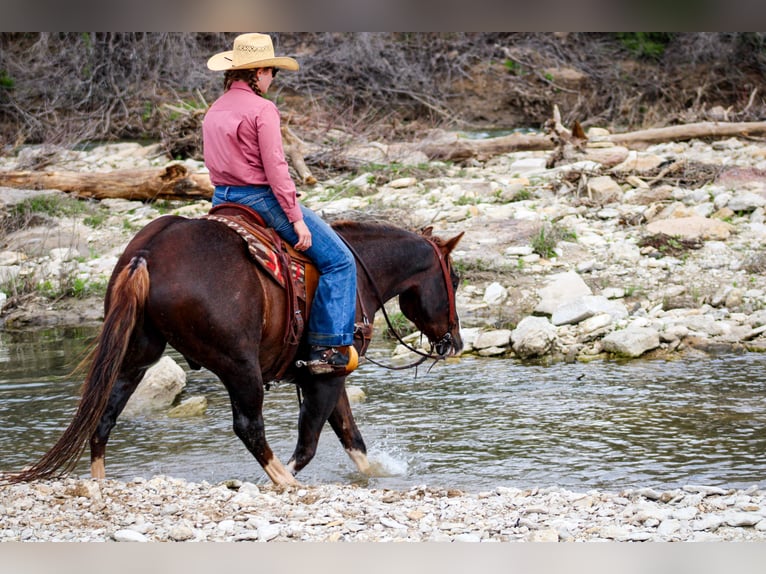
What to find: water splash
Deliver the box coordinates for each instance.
[365,448,409,477]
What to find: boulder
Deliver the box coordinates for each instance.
[123,356,186,417]
[483,282,508,305]
[551,295,629,326]
[511,316,557,359]
[534,271,593,315]
[474,329,512,350]
[645,216,734,241]
[586,176,622,204]
[601,326,660,358]
[167,396,208,418]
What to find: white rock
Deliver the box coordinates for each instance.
[511,316,557,359]
[123,356,186,416]
[551,295,628,326]
[534,271,593,315]
[723,511,763,527]
[258,523,281,541]
[169,525,196,541]
[727,192,766,212]
[345,385,366,403]
[112,529,149,542]
[483,282,508,305]
[389,177,418,189]
[601,326,660,358]
[474,329,512,349]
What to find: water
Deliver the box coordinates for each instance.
[2,327,765,492]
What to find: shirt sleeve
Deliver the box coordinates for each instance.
[256,102,303,223]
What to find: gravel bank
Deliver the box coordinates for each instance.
[1,476,765,542]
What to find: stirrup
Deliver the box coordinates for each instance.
[296,345,359,376]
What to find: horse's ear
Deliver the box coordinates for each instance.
[442,231,465,255]
[421,226,434,237]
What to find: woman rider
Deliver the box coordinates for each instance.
[203,33,357,375]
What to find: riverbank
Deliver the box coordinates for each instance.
[3,134,766,365]
[2,134,766,544]
[1,476,765,542]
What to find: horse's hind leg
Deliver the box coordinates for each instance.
[287,375,346,474]
[327,386,371,475]
[222,367,298,486]
[89,336,165,478]
[89,366,152,478]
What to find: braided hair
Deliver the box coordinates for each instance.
[224,69,260,95]
[223,67,277,96]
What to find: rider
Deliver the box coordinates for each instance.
[203,33,357,375]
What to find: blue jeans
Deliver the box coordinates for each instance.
[213,185,356,347]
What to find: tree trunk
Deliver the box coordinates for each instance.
[0,163,213,201]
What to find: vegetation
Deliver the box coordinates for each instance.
[1,195,107,236]
[529,222,577,259]
[1,33,765,155]
[0,194,110,306]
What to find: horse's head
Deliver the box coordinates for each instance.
[398,227,465,357]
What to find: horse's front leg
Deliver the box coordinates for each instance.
[327,386,370,475]
[287,375,346,474]
[224,369,298,486]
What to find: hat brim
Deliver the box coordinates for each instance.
[207,51,300,72]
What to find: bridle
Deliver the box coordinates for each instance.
[339,234,459,370]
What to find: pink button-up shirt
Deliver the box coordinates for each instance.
[202,81,302,222]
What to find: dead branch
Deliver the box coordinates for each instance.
[0,164,213,201]
[605,120,766,148]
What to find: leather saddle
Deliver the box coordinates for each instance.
[201,202,317,382]
[200,202,373,382]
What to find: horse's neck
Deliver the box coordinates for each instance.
[341,226,430,312]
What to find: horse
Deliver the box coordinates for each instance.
[5,213,464,485]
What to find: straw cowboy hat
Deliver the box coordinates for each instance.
[207,33,299,72]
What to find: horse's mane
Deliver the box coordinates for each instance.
[331,219,442,243]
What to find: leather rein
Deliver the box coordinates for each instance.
[339,234,459,371]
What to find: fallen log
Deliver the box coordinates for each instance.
[604,120,766,148]
[413,120,766,161]
[0,163,213,201]
[415,131,554,162]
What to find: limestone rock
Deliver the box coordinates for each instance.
[511,316,557,358]
[645,216,734,241]
[123,356,186,417]
[534,271,593,315]
[167,396,208,418]
[601,326,660,358]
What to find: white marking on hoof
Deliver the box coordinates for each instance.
[264,458,300,486]
[346,449,371,475]
[90,457,105,479]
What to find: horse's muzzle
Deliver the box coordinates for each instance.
[434,331,463,357]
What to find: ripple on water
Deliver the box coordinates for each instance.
[2,330,766,492]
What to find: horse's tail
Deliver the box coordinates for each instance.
[3,255,150,483]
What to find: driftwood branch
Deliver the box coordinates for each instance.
[0,164,213,201]
[281,125,317,185]
[413,119,766,162]
[604,120,766,148]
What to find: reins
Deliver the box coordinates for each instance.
[339,234,457,370]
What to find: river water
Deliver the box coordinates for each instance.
[1,327,765,493]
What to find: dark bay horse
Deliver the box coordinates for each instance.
[6,215,463,485]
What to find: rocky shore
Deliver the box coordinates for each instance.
[1,476,765,542]
[3,134,766,364]
[2,132,766,542]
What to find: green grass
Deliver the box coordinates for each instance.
[529,222,577,259]
[2,195,109,236]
